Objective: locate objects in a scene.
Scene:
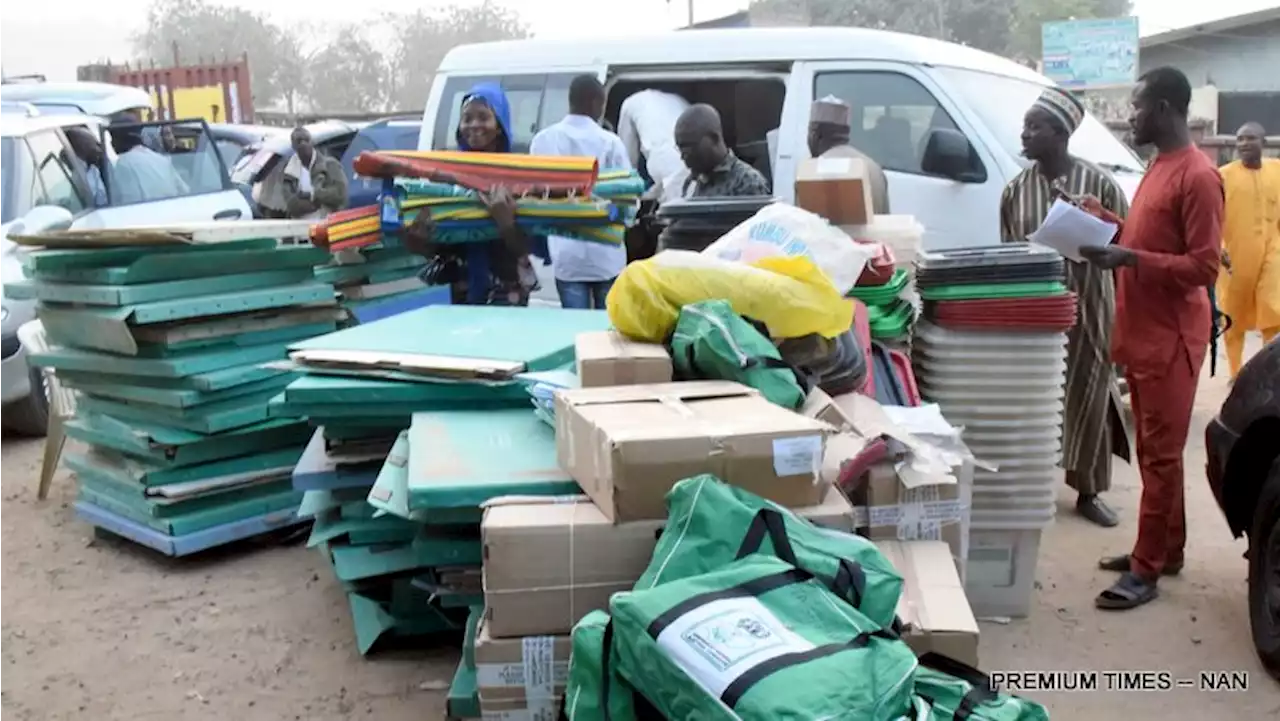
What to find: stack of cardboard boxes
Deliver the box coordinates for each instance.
[474,327,980,718]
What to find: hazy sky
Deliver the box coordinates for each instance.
[2,0,1277,81]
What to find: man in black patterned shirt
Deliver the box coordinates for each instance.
[674,104,771,198]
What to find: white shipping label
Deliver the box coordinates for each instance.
[852,499,966,531]
[481,708,559,721]
[474,661,570,689]
[772,435,823,477]
[815,157,853,175]
[655,597,815,697]
[523,635,556,700]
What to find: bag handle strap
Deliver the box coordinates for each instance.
[600,620,617,721]
[831,557,867,610]
[917,652,999,719]
[734,509,867,609]
[600,620,664,720]
[734,508,800,565]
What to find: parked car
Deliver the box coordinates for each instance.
[231,120,363,218]
[209,123,287,170]
[0,80,152,124]
[422,27,1146,251]
[340,116,423,207]
[209,124,288,209]
[1,112,252,435]
[1205,338,1280,680]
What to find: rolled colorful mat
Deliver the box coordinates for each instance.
[353,150,599,196]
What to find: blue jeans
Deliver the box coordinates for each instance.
[555,278,615,309]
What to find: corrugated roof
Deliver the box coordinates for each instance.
[1142,7,1280,48]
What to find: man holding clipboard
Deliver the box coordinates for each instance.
[999,86,1132,529]
[1074,67,1224,612]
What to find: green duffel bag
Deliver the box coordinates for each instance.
[634,474,904,630]
[669,299,811,409]
[914,653,1051,721]
[562,611,646,721]
[607,555,919,721]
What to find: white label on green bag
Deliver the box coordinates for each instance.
[656,597,815,696]
[772,435,823,477]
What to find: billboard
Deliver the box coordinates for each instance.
[1042,17,1140,90]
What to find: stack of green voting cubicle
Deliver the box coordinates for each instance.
[271,305,609,655]
[313,244,451,325]
[6,227,341,556]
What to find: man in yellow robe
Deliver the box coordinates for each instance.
[1218,122,1280,378]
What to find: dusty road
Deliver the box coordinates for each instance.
[3,339,1279,720]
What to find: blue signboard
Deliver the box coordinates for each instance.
[1042,17,1140,90]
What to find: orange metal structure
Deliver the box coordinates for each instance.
[107,55,254,124]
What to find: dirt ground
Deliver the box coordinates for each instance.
[3,338,1280,720]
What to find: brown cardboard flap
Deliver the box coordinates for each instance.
[556,380,756,408]
[289,349,523,380]
[575,331,673,388]
[876,540,979,667]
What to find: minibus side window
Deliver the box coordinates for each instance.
[432,74,582,153]
[814,70,984,179]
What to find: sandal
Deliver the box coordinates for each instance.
[1098,554,1182,576]
[1096,572,1159,611]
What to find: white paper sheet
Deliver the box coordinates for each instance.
[1027,199,1119,262]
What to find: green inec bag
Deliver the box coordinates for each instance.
[669,299,809,409]
[914,653,1051,721]
[635,474,904,630]
[562,611,651,721]
[606,555,918,720]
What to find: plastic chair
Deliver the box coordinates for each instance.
[16,320,76,500]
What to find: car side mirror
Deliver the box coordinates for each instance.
[921,128,985,183]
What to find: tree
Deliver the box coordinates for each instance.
[133,0,304,108]
[387,0,531,109]
[304,27,388,113]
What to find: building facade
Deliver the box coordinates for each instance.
[1139,8,1280,133]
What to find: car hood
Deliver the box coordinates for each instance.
[1114,172,1142,205]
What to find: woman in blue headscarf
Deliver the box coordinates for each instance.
[405,82,543,306]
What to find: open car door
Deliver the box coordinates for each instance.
[76,118,252,229]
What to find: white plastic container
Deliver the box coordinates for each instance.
[965,527,1045,618]
[915,323,1067,349]
[919,385,1065,404]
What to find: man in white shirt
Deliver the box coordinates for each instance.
[111,128,188,206]
[617,89,691,205]
[530,75,633,310]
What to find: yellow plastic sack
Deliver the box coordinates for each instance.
[606,250,854,343]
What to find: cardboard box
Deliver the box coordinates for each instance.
[479,696,564,721]
[555,381,833,521]
[795,156,874,225]
[876,540,980,668]
[474,617,572,708]
[575,330,672,388]
[805,389,970,570]
[482,488,854,638]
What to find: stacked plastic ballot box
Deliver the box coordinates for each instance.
[912,245,1074,618]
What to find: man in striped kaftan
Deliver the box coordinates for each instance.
[998,87,1132,528]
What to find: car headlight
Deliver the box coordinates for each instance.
[1,306,8,323]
